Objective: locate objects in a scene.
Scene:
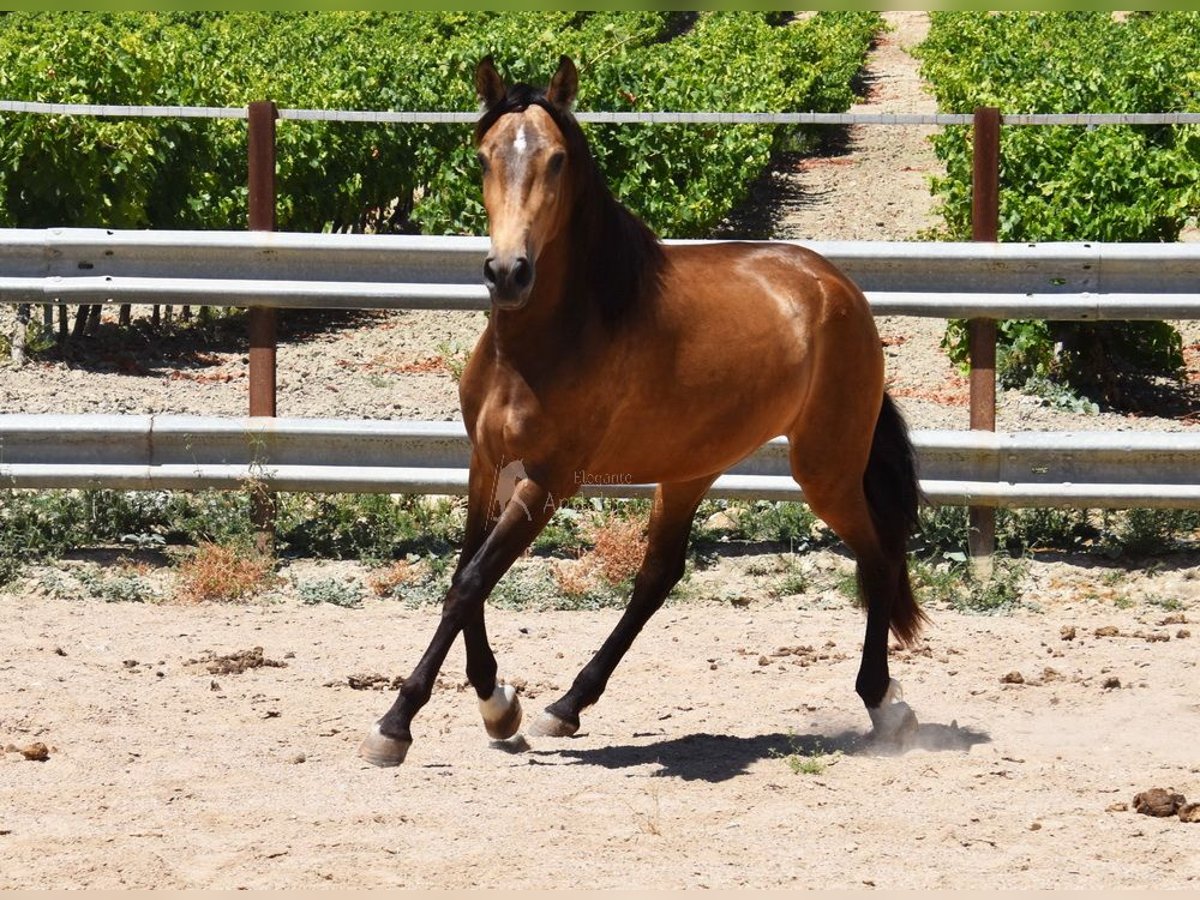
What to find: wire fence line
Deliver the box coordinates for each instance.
[1,99,1199,127]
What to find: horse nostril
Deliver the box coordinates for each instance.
[483,257,499,287]
[512,257,533,290]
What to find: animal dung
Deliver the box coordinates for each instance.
[1133,788,1185,817]
[20,742,50,762]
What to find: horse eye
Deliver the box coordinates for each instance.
[476,152,490,174]
[547,151,566,175]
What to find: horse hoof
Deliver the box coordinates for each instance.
[867,678,919,748]
[527,710,579,738]
[479,682,523,740]
[358,721,412,767]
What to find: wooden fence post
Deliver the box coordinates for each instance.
[969,106,1001,569]
[248,100,278,554]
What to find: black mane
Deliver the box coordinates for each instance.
[475,83,665,322]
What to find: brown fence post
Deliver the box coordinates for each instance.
[969,106,1001,569]
[248,100,278,554]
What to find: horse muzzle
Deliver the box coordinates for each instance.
[483,253,535,310]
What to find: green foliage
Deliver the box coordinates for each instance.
[917,12,1200,402]
[75,568,158,604]
[771,732,841,776]
[952,557,1028,615]
[296,576,363,608]
[276,493,463,561]
[0,12,880,239]
[1106,507,1200,556]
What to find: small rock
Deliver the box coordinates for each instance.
[1106,801,1128,813]
[123,659,139,668]
[1060,626,1076,641]
[1102,676,1121,690]
[1094,625,1120,638]
[1179,802,1200,823]
[210,680,221,692]
[53,647,67,657]
[20,743,50,762]
[728,595,752,608]
[1177,629,1191,640]
[1133,788,1185,817]
[757,655,770,667]
[1028,821,1042,831]
[1042,667,1062,682]
[703,511,739,531]
[1158,613,1187,626]
[290,752,307,765]
[1000,670,1025,684]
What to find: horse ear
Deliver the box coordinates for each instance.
[475,56,506,109]
[547,55,578,109]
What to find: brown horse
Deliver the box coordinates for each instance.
[359,56,926,766]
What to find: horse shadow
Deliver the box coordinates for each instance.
[525,720,990,783]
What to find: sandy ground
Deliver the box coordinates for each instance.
[2,12,1200,890]
[2,589,1198,889]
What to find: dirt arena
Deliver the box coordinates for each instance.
[2,586,1198,889]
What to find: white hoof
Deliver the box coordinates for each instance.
[358,720,412,767]
[868,678,919,748]
[479,682,523,740]
[527,710,579,738]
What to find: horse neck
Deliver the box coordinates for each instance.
[489,229,584,369]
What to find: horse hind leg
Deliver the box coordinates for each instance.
[529,476,715,738]
[788,401,924,746]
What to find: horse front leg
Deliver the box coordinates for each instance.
[455,456,523,741]
[358,475,565,766]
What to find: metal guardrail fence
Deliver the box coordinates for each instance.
[1,415,1198,509]
[2,229,1199,319]
[4,99,1200,128]
[1,228,1198,513]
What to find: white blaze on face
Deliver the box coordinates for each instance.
[513,124,527,156]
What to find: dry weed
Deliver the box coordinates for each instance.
[551,558,597,598]
[368,559,425,597]
[176,542,275,603]
[585,516,647,586]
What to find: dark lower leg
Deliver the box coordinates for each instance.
[463,610,498,701]
[854,561,896,708]
[545,566,678,727]
[544,478,711,728]
[375,478,558,743]
[378,610,465,742]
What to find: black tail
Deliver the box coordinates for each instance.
[862,392,927,645]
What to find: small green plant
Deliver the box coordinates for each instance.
[1112,593,1136,610]
[951,557,1028,615]
[831,570,860,602]
[297,576,364,609]
[1106,508,1200,557]
[434,339,472,383]
[909,557,965,607]
[772,732,841,776]
[75,568,158,604]
[277,493,462,561]
[768,554,809,598]
[1146,593,1185,611]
